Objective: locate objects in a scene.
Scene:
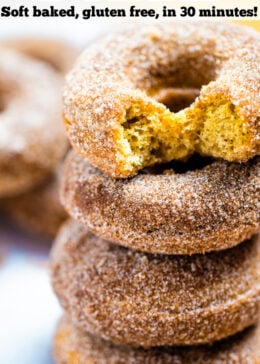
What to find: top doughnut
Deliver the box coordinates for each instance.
[63,21,260,178]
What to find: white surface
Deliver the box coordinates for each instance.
[0,219,61,364]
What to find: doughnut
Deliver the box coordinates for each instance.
[0,48,67,198]
[54,316,260,364]
[63,21,260,178]
[2,37,78,74]
[61,150,259,255]
[50,219,260,347]
[2,170,67,238]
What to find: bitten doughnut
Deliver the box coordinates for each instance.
[63,21,260,178]
[54,316,260,364]
[51,220,260,347]
[61,150,259,255]
[2,37,77,74]
[3,171,67,238]
[0,48,67,197]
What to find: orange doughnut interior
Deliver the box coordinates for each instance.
[118,92,252,174]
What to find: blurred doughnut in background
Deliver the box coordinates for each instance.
[1,38,78,74]
[0,38,78,237]
[234,20,260,32]
[2,168,68,238]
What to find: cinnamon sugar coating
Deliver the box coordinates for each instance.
[54,316,260,364]
[0,48,67,197]
[50,220,260,347]
[2,37,78,74]
[61,150,259,255]
[63,21,260,178]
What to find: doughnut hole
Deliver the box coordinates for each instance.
[0,94,5,112]
[0,81,15,112]
[0,84,7,112]
[25,53,61,72]
[2,39,71,74]
[154,87,200,113]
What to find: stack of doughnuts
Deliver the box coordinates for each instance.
[0,38,78,237]
[51,22,260,363]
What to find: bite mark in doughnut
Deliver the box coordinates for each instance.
[63,21,260,178]
[117,94,252,177]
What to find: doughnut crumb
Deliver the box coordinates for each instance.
[119,94,254,176]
